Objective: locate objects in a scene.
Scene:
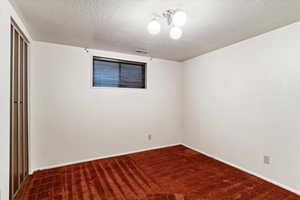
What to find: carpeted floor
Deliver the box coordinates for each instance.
[16,145,299,200]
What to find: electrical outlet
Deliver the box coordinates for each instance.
[264,156,271,164]
[148,134,152,141]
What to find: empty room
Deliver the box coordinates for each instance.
[1,0,300,199]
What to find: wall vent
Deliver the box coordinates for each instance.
[135,49,148,54]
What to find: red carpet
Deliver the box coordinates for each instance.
[16,145,299,200]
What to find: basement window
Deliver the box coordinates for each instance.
[93,57,146,89]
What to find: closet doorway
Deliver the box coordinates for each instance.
[10,20,29,199]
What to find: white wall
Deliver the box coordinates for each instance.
[30,41,183,171]
[0,0,31,199]
[183,21,300,194]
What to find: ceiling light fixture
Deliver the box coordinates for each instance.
[147,19,161,35]
[172,11,187,27]
[147,9,187,40]
[170,26,183,40]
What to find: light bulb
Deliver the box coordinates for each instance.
[172,11,187,27]
[147,20,161,35]
[170,26,182,40]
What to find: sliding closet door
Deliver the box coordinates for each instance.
[10,22,29,200]
[11,24,19,198]
[23,42,29,178]
[18,36,24,185]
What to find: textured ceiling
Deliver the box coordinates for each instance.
[10,0,300,61]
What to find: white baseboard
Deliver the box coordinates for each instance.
[181,143,300,196]
[31,143,181,173]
